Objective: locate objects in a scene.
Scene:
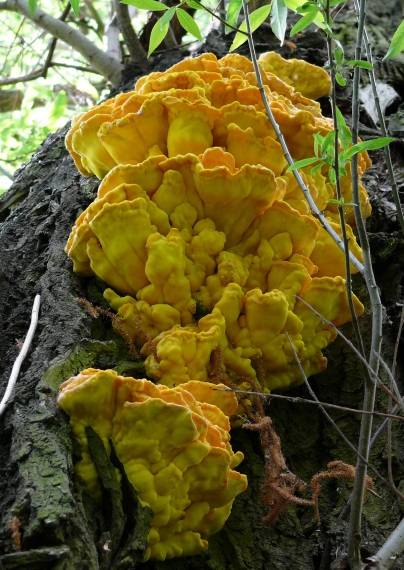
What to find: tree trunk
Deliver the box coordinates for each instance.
[1,15,403,569]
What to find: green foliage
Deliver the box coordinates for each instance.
[225,0,242,33]
[28,0,38,15]
[148,7,175,55]
[122,0,168,11]
[230,4,271,51]
[340,137,395,161]
[384,19,404,60]
[0,83,87,194]
[288,112,394,187]
[70,0,81,16]
[176,8,203,39]
[270,0,288,44]
[290,4,319,36]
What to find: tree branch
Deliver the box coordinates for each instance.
[114,0,148,69]
[365,518,404,570]
[0,0,122,84]
[0,4,69,86]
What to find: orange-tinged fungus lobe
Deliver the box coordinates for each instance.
[58,369,247,561]
[62,52,371,558]
[65,51,369,393]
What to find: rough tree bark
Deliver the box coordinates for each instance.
[0,14,403,570]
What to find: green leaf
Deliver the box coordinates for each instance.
[176,8,202,39]
[229,4,271,52]
[148,7,175,56]
[70,0,80,16]
[270,0,288,45]
[310,162,323,176]
[28,0,37,15]
[226,0,242,33]
[327,197,358,207]
[347,59,373,70]
[287,156,319,171]
[335,71,347,87]
[313,133,323,157]
[185,0,204,8]
[290,5,318,36]
[285,0,324,27]
[121,0,168,11]
[341,137,395,161]
[320,130,336,156]
[328,168,336,185]
[335,107,351,148]
[384,19,404,60]
[334,44,344,65]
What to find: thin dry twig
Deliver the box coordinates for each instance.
[285,334,404,501]
[215,387,404,422]
[295,296,404,414]
[0,294,41,418]
[0,0,122,84]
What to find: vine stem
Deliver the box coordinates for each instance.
[347,0,383,566]
[240,0,364,274]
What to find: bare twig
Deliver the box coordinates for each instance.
[0,68,43,86]
[83,0,105,37]
[216,388,404,422]
[348,0,383,565]
[193,0,247,35]
[113,0,148,68]
[0,4,70,86]
[365,518,404,569]
[0,0,122,84]
[295,296,404,414]
[241,0,364,274]
[0,294,41,418]
[386,306,404,499]
[0,16,25,75]
[284,335,404,501]
[392,305,404,378]
[50,61,100,74]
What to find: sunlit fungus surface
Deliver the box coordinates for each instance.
[65,51,369,393]
[58,369,247,560]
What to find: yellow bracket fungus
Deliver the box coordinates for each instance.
[258,51,331,100]
[58,369,247,561]
[61,52,372,558]
[65,51,369,394]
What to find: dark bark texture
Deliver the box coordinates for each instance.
[1,6,404,568]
